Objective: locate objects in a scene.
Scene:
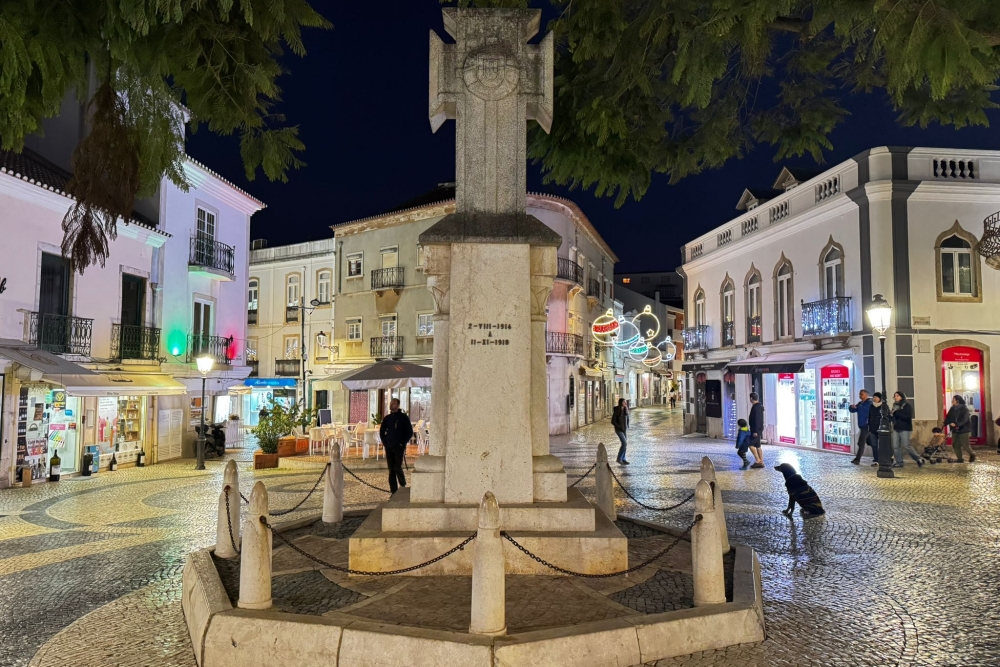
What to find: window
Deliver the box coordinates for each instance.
[694,288,706,326]
[246,337,258,362]
[381,315,397,338]
[196,207,216,240]
[775,262,793,339]
[622,278,631,284]
[822,245,843,299]
[940,235,973,296]
[721,279,735,322]
[248,279,259,311]
[641,276,650,284]
[283,336,299,359]
[747,274,761,318]
[381,246,398,269]
[317,271,331,304]
[286,274,299,306]
[347,252,363,278]
[347,317,362,341]
[193,300,212,338]
[417,313,434,337]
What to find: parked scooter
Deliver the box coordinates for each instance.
[194,422,227,458]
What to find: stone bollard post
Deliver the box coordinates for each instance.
[595,443,616,521]
[691,479,726,607]
[469,491,506,636]
[238,481,272,610]
[700,457,730,553]
[215,460,241,558]
[323,445,344,524]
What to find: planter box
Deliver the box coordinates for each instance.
[295,437,309,455]
[254,452,279,469]
[276,436,297,458]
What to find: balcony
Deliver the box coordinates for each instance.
[372,267,405,293]
[722,320,735,347]
[546,332,585,356]
[371,336,404,359]
[248,360,259,377]
[248,309,258,325]
[802,297,852,337]
[285,306,299,323]
[587,279,601,298]
[28,312,93,356]
[746,316,762,344]
[683,325,710,353]
[188,236,235,278]
[110,324,161,361]
[186,334,233,366]
[274,359,301,377]
[556,258,583,285]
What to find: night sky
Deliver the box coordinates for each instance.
[186,0,1000,273]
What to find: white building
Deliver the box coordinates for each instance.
[0,102,262,487]
[679,147,1000,453]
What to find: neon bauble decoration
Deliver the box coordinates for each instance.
[657,336,677,361]
[642,346,662,367]
[591,309,620,343]
[631,305,661,342]
[628,341,650,361]
[613,318,641,350]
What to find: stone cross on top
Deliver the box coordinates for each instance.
[430,8,553,216]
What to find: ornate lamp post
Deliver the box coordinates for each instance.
[195,355,215,470]
[291,297,322,420]
[866,294,894,479]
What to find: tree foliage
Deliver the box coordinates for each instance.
[1,0,329,271]
[463,0,1000,205]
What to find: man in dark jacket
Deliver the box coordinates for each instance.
[379,399,413,493]
[747,392,764,468]
[612,399,630,465]
[945,395,975,463]
[849,390,875,465]
[868,392,892,465]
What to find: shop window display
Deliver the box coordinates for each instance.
[820,365,853,452]
[797,370,818,447]
[15,386,83,482]
[776,373,797,444]
[941,346,985,444]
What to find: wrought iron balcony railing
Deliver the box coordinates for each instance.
[248,309,258,325]
[188,236,235,276]
[186,334,233,366]
[801,297,852,337]
[372,267,405,291]
[285,305,299,323]
[722,320,735,347]
[110,324,161,360]
[545,332,585,356]
[371,336,404,359]
[746,315,762,344]
[274,359,301,377]
[556,257,583,285]
[587,278,601,298]
[683,325,710,352]
[28,312,93,356]
[248,360,259,377]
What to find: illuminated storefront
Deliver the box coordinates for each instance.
[941,346,987,445]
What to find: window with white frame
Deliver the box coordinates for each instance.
[248,279,258,311]
[747,274,761,318]
[286,274,300,306]
[776,263,793,338]
[823,247,843,298]
[246,337,258,362]
[197,207,216,240]
[347,252,363,277]
[380,315,397,338]
[722,280,735,322]
[347,317,362,341]
[284,336,300,359]
[417,312,434,337]
[694,289,706,326]
[317,270,331,303]
[940,235,974,296]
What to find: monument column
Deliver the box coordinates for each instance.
[530,247,566,502]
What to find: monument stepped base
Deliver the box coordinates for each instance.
[349,488,627,576]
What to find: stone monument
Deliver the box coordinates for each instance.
[349,8,627,575]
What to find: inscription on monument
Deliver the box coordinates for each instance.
[468,321,512,347]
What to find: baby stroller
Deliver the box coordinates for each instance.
[921,443,948,464]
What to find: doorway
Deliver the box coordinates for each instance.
[120,274,146,358]
[695,373,707,434]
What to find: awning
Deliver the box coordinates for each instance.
[726,350,851,375]
[681,360,730,372]
[58,372,187,396]
[325,359,432,390]
[579,366,603,377]
[0,339,96,376]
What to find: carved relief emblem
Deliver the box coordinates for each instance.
[463,46,519,101]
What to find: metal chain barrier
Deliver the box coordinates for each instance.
[341,462,393,494]
[609,467,695,512]
[501,516,700,578]
[263,516,474,576]
[223,485,240,554]
[237,463,331,516]
[568,463,597,487]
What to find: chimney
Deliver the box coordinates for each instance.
[250,239,268,251]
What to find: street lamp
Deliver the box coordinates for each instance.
[866,294,893,479]
[195,355,214,470]
[290,297,323,421]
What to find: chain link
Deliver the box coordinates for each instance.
[609,467,695,512]
[268,463,330,516]
[568,463,597,487]
[263,516,474,575]
[223,485,240,554]
[341,462,393,494]
[501,516,700,578]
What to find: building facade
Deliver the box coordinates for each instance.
[679,147,1000,453]
[615,285,685,407]
[615,271,684,308]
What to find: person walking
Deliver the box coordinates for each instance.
[379,398,413,493]
[669,391,676,410]
[945,395,975,463]
[890,391,922,468]
[747,392,764,468]
[849,389,876,465]
[869,392,892,465]
[612,398,630,465]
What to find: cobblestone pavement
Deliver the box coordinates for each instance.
[3,409,1000,666]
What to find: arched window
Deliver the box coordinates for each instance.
[775,260,794,339]
[940,235,973,295]
[286,274,300,306]
[745,268,762,343]
[248,278,259,311]
[694,288,706,326]
[720,277,735,346]
[822,247,843,299]
[317,270,332,304]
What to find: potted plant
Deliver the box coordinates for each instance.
[252,399,295,468]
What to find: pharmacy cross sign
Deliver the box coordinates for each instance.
[429,8,553,216]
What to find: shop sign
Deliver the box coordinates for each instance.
[244,378,298,388]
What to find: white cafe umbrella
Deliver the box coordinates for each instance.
[327,359,432,390]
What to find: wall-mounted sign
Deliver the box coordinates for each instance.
[243,378,298,389]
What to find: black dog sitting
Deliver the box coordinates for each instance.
[774,463,825,517]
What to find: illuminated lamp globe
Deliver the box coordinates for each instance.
[628,340,650,361]
[591,309,620,343]
[196,356,214,375]
[631,305,661,341]
[866,294,892,336]
[642,346,662,367]
[614,318,641,350]
[657,337,677,361]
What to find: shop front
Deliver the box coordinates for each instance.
[241,378,298,426]
[940,345,988,445]
[680,360,730,436]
